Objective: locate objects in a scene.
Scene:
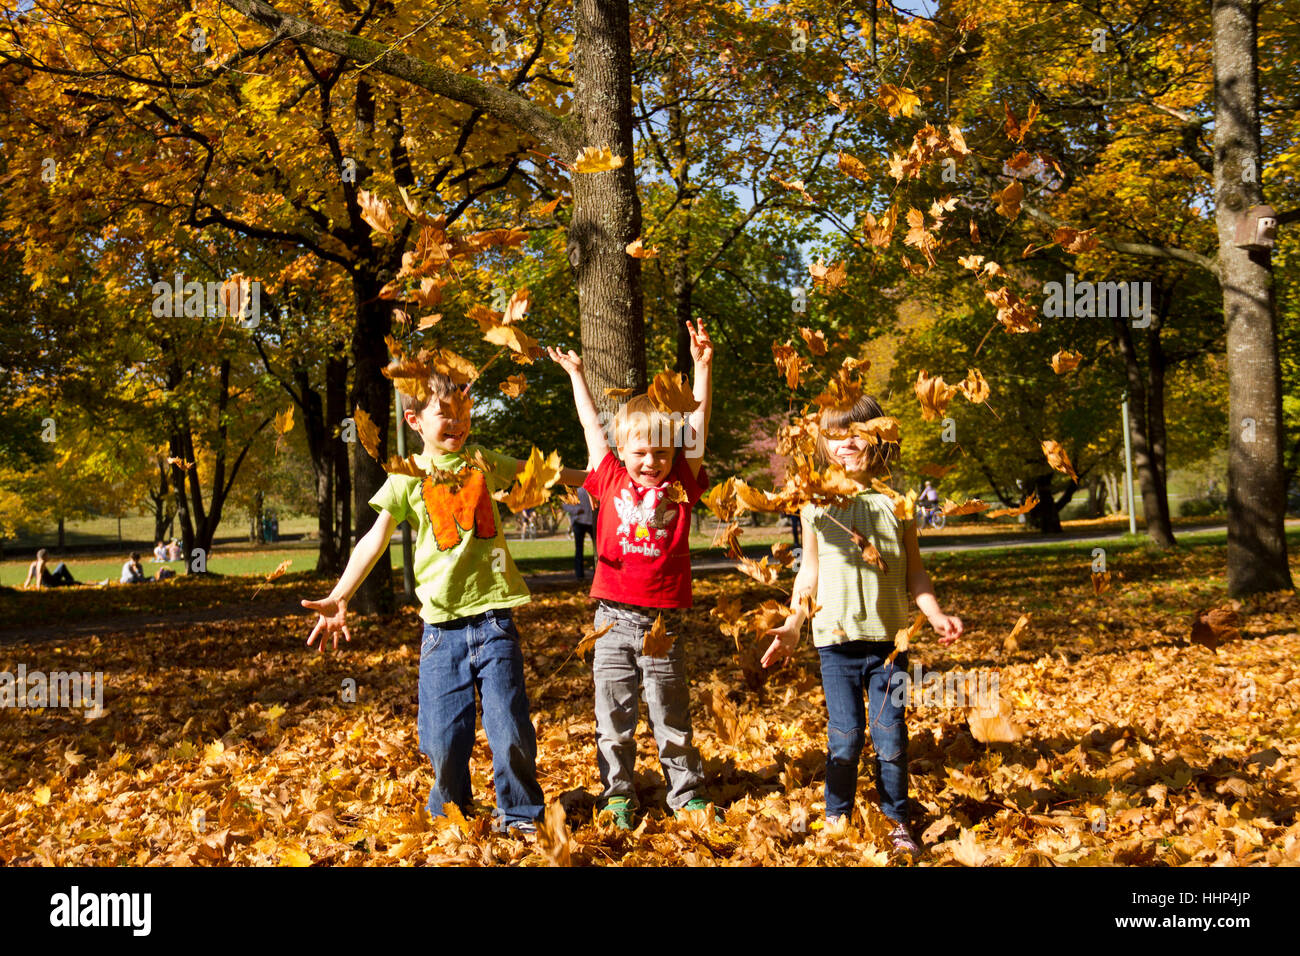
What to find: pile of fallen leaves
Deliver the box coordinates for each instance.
[1,539,1297,866]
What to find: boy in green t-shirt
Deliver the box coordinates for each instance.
[302,368,586,834]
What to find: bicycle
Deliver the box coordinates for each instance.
[917,504,946,530]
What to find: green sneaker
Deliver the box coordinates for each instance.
[599,796,634,830]
[675,798,725,823]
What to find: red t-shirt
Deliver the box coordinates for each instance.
[583,450,708,608]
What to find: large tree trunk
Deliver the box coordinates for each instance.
[1028,473,1063,533]
[347,271,394,615]
[1212,0,1293,595]
[294,349,351,574]
[569,0,646,409]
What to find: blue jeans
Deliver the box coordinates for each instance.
[818,641,910,824]
[417,608,544,827]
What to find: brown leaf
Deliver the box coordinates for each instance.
[536,802,572,866]
[353,407,381,461]
[625,237,660,258]
[798,327,828,355]
[993,180,1024,220]
[1190,604,1241,650]
[499,375,527,398]
[915,369,960,421]
[986,492,1039,519]
[1004,613,1030,654]
[1041,440,1079,483]
[642,614,674,657]
[958,368,990,404]
[1051,350,1083,374]
[577,621,615,658]
[646,368,700,414]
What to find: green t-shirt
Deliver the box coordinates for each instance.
[806,493,913,647]
[369,443,529,625]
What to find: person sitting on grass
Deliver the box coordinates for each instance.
[166,539,182,561]
[120,552,148,584]
[22,549,78,589]
[152,540,168,562]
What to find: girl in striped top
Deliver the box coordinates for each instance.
[762,393,963,860]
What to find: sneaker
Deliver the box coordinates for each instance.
[674,798,725,823]
[887,822,921,861]
[599,796,634,831]
[497,818,537,839]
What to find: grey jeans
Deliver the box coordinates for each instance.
[592,601,704,810]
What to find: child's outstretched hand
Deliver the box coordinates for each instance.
[302,595,352,653]
[546,345,583,376]
[686,319,713,367]
[761,615,801,668]
[929,613,963,645]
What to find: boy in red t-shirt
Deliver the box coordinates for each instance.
[547,321,715,829]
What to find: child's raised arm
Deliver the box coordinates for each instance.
[762,508,818,668]
[301,509,398,652]
[902,521,962,644]
[684,320,713,478]
[546,346,610,471]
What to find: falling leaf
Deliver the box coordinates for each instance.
[576,621,615,658]
[357,190,394,235]
[483,322,541,361]
[809,258,847,293]
[573,146,625,173]
[1190,604,1242,650]
[772,343,812,390]
[499,375,527,398]
[1053,227,1099,254]
[941,497,989,517]
[417,314,444,331]
[837,152,871,182]
[969,218,981,243]
[993,180,1024,220]
[502,289,530,325]
[967,696,1024,743]
[1092,570,1112,596]
[1041,440,1079,483]
[643,614,674,657]
[851,527,887,572]
[605,387,636,400]
[625,238,660,258]
[863,205,897,247]
[918,462,957,479]
[535,802,572,866]
[915,369,960,421]
[1051,350,1083,374]
[646,368,700,414]
[986,492,1039,519]
[1004,613,1030,654]
[876,84,921,117]
[252,559,293,598]
[985,286,1040,333]
[737,556,781,587]
[352,407,381,461]
[167,456,194,471]
[495,447,563,513]
[427,348,477,385]
[958,368,990,404]
[1004,101,1040,142]
[887,612,927,664]
[798,327,828,355]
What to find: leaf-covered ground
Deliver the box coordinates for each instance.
[1,538,1297,866]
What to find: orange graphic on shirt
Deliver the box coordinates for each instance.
[422,468,497,551]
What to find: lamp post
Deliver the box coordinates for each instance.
[1121,393,1137,536]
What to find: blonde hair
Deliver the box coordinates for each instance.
[612,394,682,450]
[816,394,899,480]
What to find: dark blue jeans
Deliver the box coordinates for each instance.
[417,608,544,827]
[818,641,910,824]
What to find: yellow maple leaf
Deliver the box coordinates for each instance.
[573,146,625,173]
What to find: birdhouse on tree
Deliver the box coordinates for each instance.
[1234,205,1277,251]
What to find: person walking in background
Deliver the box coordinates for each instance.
[22,549,77,589]
[561,487,596,580]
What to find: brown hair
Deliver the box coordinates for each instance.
[816,393,899,480]
[399,370,461,416]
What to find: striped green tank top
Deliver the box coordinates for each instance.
[807,492,913,647]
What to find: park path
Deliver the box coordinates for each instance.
[2,520,1286,646]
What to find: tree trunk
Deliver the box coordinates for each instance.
[1028,473,1062,533]
[348,271,395,615]
[57,516,64,551]
[668,66,693,375]
[1212,0,1293,594]
[1112,312,1176,547]
[570,0,646,409]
